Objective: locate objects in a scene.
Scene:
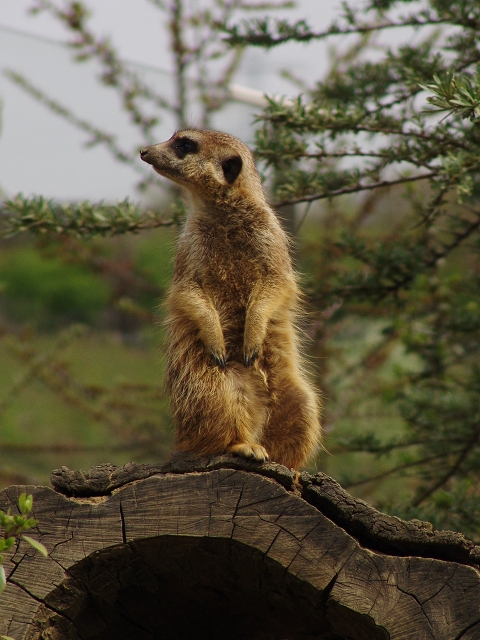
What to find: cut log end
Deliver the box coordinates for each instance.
[1,455,479,640]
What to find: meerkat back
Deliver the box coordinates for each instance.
[140,129,322,469]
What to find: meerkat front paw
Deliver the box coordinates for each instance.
[243,345,260,368]
[227,442,269,462]
[209,348,227,369]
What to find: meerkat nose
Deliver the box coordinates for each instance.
[140,146,158,167]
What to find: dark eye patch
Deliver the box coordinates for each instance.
[172,137,199,159]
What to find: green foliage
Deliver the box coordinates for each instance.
[134,233,176,291]
[0,195,177,240]
[0,493,47,595]
[224,0,456,47]
[422,73,480,123]
[0,232,174,485]
[0,245,110,327]
[389,479,480,539]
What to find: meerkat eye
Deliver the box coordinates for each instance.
[172,137,198,159]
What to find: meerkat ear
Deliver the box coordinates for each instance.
[221,155,243,184]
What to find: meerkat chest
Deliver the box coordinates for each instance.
[195,221,269,300]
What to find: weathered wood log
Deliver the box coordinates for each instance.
[1,453,480,639]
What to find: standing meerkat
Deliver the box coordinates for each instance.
[140,129,321,469]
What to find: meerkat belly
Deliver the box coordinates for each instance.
[200,227,265,361]
[206,265,258,360]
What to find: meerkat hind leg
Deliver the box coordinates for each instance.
[225,365,269,462]
[262,374,321,470]
[173,362,268,460]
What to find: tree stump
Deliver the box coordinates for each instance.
[1,453,480,640]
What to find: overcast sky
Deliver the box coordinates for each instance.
[0,0,342,201]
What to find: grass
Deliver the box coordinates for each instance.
[0,327,172,487]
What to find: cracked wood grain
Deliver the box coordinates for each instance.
[0,459,479,639]
[50,453,480,568]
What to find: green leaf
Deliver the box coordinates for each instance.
[18,493,28,515]
[24,518,38,530]
[21,536,48,557]
[24,495,33,514]
[0,565,5,595]
[4,538,15,551]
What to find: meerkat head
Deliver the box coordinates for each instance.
[139,129,265,206]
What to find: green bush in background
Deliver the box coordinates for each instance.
[0,244,110,327]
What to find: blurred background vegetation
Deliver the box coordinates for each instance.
[2,0,480,539]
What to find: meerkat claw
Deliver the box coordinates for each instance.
[243,349,259,368]
[210,351,227,369]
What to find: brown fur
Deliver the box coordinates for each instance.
[140,129,322,469]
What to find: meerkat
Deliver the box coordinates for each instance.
[140,129,321,469]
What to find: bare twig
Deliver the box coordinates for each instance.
[274,172,435,208]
